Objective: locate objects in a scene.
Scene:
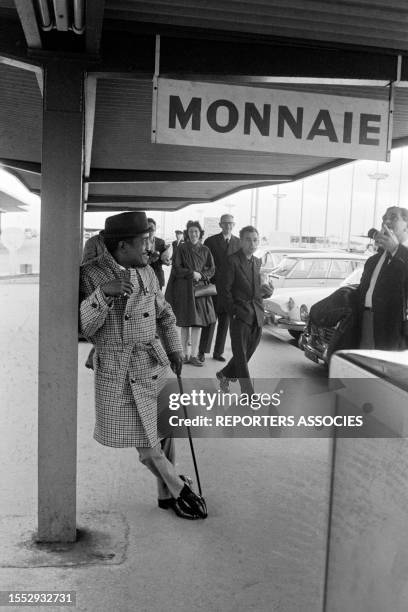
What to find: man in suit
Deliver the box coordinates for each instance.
[358,206,408,350]
[216,225,273,395]
[172,230,184,259]
[198,213,241,362]
[147,218,171,290]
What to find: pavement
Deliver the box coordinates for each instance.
[0,278,332,612]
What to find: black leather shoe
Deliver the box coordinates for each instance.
[198,352,205,363]
[178,485,208,518]
[158,497,201,519]
[216,370,230,392]
[213,354,226,362]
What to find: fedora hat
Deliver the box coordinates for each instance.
[102,212,150,237]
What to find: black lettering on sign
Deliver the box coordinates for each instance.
[307,110,338,142]
[277,106,303,139]
[207,100,239,133]
[244,103,271,136]
[168,96,201,130]
[359,114,380,146]
[343,112,353,144]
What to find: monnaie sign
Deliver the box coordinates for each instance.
[152,78,391,161]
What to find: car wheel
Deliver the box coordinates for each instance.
[288,330,301,341]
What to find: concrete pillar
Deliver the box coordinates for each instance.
[38,60,84,542]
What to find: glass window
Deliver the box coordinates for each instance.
[328,259,353,279]
[273,257,297,277]
[305,258,331,279]
[350,259,364,271]
[287,258,314,279]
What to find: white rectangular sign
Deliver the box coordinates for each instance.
[152,78,391,161]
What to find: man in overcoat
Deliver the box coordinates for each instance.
[358,206,408,350]
[171,230,184,259]
[216,225,273,395]
[198,213,241,362]
[79,211,207,520]
[147,217,170,290]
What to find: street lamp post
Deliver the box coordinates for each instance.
[368,169,388,228]
[398,149,404,205]
[247,190,258,226]
[272,185,286,232]
[346,164,356,251]
[160,210,166,238]
[298,180,304,247]
[323,172,330,246]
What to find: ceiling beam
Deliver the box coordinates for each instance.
[87,170,291,184]
[93,26,402,82]
[87,195,206,204]
[13,0,43,94]
[0,18,43,71]
[86,0,105,55]
[86,201,204,212]
[14,0,42,49]
[0,158,42,175]
[83,74,97,202]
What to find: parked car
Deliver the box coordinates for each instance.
[263,264,364,341]
[299,267,364,365]
[257,246,329,281]
[264,251,366,289]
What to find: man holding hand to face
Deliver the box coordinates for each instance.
[79,211,207,520]
[358,206,408,350]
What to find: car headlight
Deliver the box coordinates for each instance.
[300,304,309,322]
[288,297,295,310]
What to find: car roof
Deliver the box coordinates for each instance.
[258,247,328,254]
[280,252,367,260]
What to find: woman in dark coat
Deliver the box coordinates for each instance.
[165,220,216,366]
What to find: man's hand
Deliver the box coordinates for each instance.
[376,224,399,254]
[168,351,183,376]
[101,278,133,298]
[261,283,274,298]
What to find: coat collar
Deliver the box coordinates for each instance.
[237,248,255,285]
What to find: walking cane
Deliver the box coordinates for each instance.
[176,374,204,499]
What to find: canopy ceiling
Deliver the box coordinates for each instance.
[1,0,408,212]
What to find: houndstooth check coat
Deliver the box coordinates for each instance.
[79,248,182,448]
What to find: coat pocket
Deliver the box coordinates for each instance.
[95,347,123,376]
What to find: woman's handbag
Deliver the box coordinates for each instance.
[194,281,217,298]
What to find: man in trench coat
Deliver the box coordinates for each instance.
[79,211,207,520]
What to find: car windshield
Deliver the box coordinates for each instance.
[271,257,297,276]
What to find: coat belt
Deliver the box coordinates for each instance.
[97,338,168,367]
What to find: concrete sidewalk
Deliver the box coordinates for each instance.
[0,280,332,612]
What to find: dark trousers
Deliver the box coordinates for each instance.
[199,310,230,356]
[221,318,262,394]
[359,309,375,349]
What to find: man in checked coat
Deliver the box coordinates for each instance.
[79,211,207,520]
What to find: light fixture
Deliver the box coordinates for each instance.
[36,0,85,34]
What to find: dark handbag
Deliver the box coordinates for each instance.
[194,281,217,298]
